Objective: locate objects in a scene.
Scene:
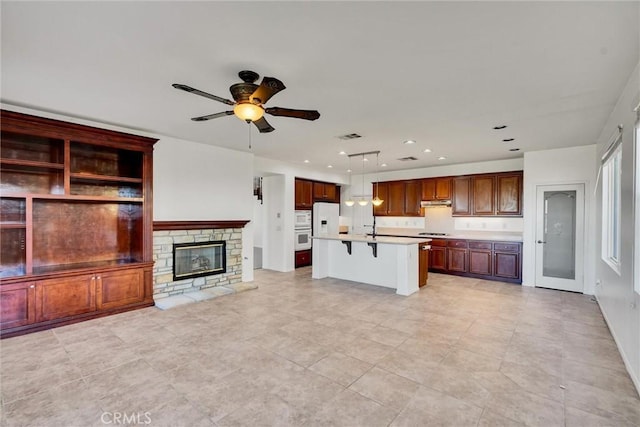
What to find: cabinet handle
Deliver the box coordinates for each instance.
[536,240,546,244]
[29,285,35,289]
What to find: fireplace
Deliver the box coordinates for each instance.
[173,241,226,280]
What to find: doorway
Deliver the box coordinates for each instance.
[535,184,585,292]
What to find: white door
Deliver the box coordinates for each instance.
[535,184,585,292]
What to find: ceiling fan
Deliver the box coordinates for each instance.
[172,70,320,133]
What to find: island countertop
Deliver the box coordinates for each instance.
[312,234,431,245]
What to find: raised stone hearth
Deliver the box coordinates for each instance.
[152,220,249,300]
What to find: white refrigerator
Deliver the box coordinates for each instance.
[313,202,340,236]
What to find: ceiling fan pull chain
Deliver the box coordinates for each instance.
[247,120,252,149]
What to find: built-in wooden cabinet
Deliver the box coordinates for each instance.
[295,249,311,268]
[422,177,452,201]
[496,173,523,216]
[313,182,337,202]
[404,180,422,216]
[372,182,389,216]
[429,238,521,284]
[452,177,472,216]
[0,110,157,337]
[472,175,496,215]
[418,243,429,287]
[295,179,313,209]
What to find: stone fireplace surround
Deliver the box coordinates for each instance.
[152,220,249,299]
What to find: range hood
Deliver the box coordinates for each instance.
[420,200,452,207]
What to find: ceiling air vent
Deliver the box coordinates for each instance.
[397,156,418,161]
[337,133,362,140]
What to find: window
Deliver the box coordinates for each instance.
[602,134,622,273]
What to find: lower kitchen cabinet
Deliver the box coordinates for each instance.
[295,249,312,268]
[418,243,430,287]
[0,282,36,330]
[36,274,97,322]
[428,239,521,284]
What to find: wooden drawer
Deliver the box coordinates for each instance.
[494,243,520,252]
[468,241,492,250]
[430,239,448,247]
[447,240,468,248]
[295,250,312,268]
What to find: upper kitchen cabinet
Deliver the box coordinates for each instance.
[372,181,408,216]
[496,172,522,216]
[452,177,472,216]
[404,180,422,216]
[452,171,523,217]
[294,178,313,209]
[422,177,451,201]
[372,182,389,216]
[472,175,495,216]
[313,182,338,203]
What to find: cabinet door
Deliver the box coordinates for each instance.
[435,178,452,200]
[372,183,389,216]
[404,180,422,216]
[469,250,492,276]
[419,246,429,287]
[452,177,472,216]
[295,249,312,268]
[422,179,436,200]
[313,182,326,200]
[494,252,520,280]
[429,246,447,271]
[472,175,495,215]
[295,179,313,209]
[447,248,468,272]
[35,274,96,322]
[496,172,522,216]
[324,183,337,201]
[387,181,405,216]
[96,268,144,310]
[0,282,36,330]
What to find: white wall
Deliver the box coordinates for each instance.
[522,145,597,291]
[594,61,640,392]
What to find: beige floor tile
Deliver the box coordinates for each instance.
[337,336,395,364]
[563,358,639,399]
[310,388,398,427]
[565,379,640,425]
[565,405,637,427]
[308,351,372,387]
[392,385,483,426]
[349,366,420,411]
[485,389,565,426]
[477,409,525,426]
[440,347,503,373]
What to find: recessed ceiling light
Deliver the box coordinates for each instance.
[423,148,432,153]
[493,125,507,130]
[347,168,352,173]
[404,140,416,145]
[438,156,446,160]
[327,165,333,168]
[509,148,520,152]
[303,159,310,163]
[502,138,515,142]
[381,163,387,167]
[363,157,369,162]
[338,151,346,155]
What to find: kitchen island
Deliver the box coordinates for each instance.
[312,234,430,296]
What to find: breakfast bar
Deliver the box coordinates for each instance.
[312,234,431,296]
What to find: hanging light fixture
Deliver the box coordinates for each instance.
[357,154,369,206]
[344,155,355,207]
[371,152,384,207]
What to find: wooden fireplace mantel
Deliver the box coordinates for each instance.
[153,220,250,231]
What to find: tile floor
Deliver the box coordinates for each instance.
[1,268,639,426]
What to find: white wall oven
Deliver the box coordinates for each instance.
[294,210,312,251]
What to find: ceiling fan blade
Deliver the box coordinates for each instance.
[265,107,320,121]
[253,117,275,133]
[172,83,235,106]
[191,111,234,121]
[250,77,286,105]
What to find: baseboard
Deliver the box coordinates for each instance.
[596,295,640,396]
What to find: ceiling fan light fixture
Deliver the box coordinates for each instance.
[233,102,264,122]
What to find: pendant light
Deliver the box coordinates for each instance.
[344,155,355,207]
[371,152,384,207]
[358,153,369,206]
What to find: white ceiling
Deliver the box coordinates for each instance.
[2,2,638,174]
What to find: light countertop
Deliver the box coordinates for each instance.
[313,234,431,245]
[374,227,523,242]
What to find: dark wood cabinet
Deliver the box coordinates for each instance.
[472,175,495,215]
[295,249,311,268]
[387,181,405,216]
[0,110,157,337]
[418,243,429,287]
[452,177,472,216]
[496,172,523,216]
[372,182,389,216]
[422,177,452,201]
[96,267,146,310]
[295,179,313,209]
[404,180,422,216]
[313,182,337,202]
[429,240,448,271]
[428,238,521,283]
[468,241,493,276]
